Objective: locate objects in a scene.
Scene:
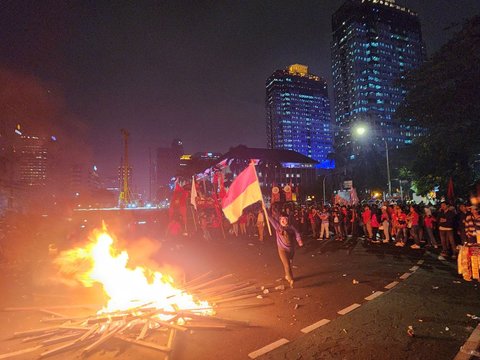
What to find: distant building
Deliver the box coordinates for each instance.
[156,138,184,187]
[15,135,49,187]
[266,64,334,168]
[332,0,425,153]
[212,145,319,193]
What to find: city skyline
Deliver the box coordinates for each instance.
[1,0,479,193]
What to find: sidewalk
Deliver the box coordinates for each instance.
[259,254,480,360]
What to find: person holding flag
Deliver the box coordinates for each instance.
[221,162,303,288]
[267,210,303,288]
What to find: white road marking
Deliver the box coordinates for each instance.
[454,323,480,360]
[409,265,419,271]
[384,281,399,289]
[364,291,384,301]
[248,338,290,359]
[417,260,424,265]
[337,303,361,315]
[301,319,331,333]
[399,272,412,279]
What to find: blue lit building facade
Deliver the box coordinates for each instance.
[332,0,425,152]
[266,64,334,169]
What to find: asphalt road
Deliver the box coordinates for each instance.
[0,222,477,360]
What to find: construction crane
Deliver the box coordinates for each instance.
[118,129,133,208]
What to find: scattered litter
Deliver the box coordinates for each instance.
[342,274,347,277]
[248,243,255,246]
[407,326,415,337]
[432,286,439,290]
[311,255,315,257]
[467,314,480,320]
[276,278,283,282]
[352,279,359,285]
[453,281,461,284]
[445,327,450,331]
[418,319,423,322]
[292,265,298,269]
[289,322,295,326]
[263,289,270,294]
[275,285,286,291]
[294,304,300,310]
[256,295,263,299]
[293,296,301,300]
[342,329,347,334]
[261,286,265,290]
[305,294,310,298]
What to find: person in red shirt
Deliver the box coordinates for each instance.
[393,207,408,247]
[423,210,438,248]
[408,205,421,249]
[362,205,373,240]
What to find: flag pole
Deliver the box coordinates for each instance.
[251,161,272,236]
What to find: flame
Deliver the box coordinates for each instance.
[55,225,212,315]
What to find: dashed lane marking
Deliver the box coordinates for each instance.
[364,291,384,301]
[409,265,419,272]
[417,260,424,265]
[399,272,412,280]
[248,338,290,359]
[301,319,331,333]
[454,323,480,360]
[337,303,361,315]
[384,281,399,289]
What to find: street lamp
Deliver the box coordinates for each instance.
[354,125,392,198]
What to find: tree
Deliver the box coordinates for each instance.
[396,16,480,197]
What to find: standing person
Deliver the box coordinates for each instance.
[362,205,373,240]
[380,206,390,243]
[408,205,421,249]
[256,209,265,242]
[267,212,304,288]
[318,207,331,240]
[424,210,438,248]
[340,205,349,239]
[457,204,469,245]
[309,208,318,239]
[239,213,247,237]
[332,208,342,241]
[371,206,380,243]
[437,202,457,259]
[394,207,408,247]
[465,206,480,244]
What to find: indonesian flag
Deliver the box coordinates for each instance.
[221,163,263,223]
[191,176,198,210]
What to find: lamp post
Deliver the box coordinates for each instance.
[354,125,392,198]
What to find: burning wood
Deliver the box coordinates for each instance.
[0,226,269,359]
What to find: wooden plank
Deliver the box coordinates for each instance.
[136,320,150,340]
[184,271,213,287]
[187,274,234,291]
[82,323,128,355]
[41,333,83,346]
[117,336,170,352]
[0,345,43,360]
[150,319,187,332]
[214,293,258,304]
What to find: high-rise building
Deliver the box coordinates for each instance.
[332,0,425,152]
[266,64,334,168]
[16,135,49,187]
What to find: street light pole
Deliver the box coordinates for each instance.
[384,140,392,198]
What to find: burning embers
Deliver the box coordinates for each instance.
[54,225,212,315]
[1,225,259,359]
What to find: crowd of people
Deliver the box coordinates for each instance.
[223,200,480,262]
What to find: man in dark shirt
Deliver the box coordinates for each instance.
[437,202,457,260]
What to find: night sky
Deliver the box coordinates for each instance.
[1,0,479,193]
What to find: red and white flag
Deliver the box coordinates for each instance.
[221,163,263,224]
[190,176,198,210]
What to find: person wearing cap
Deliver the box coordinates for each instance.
[268,211,304,288]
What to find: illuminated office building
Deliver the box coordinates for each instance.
[332,0,425,152]
[266,64,334,168]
